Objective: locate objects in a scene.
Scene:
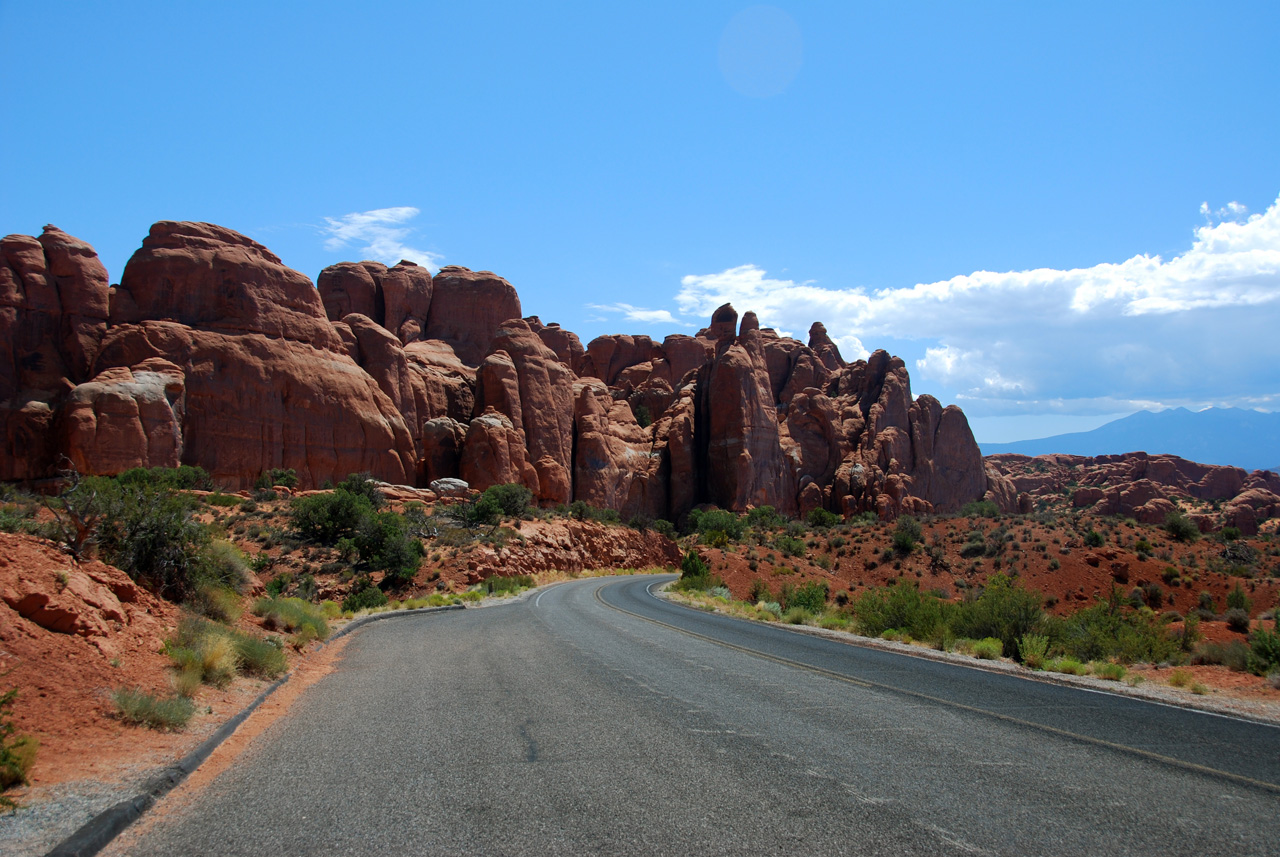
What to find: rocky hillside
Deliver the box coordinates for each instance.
[1,222,1007,521]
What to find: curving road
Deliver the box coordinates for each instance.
[109,575,1280,856]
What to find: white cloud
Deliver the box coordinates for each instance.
[672,194,1280,417]
[588,303,695,328]
[322,206,443,272]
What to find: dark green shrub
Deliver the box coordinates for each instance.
[111,688,194,730]
[892,516,922,555]
[1164,511,1199,543]
[1190,640,1251,672]
[481,483,532,518]
[806,508,840,529]
[1,687,38,803]
[951,573,1044,660]
[337,473,385,509]
[745,506,785,529]
[290,489,373,545]
[688,508,745,541]
[748,578,771,603]
[253,597,330,641]
[786,581,828,612]
[266,572,294,598]
[1084,530,1105,548]
[650,519,677,539]
[1224,608,1251,633]
[354,511,423,584]
[1226,584,1252,613]
[1247,626,1280,675]
[632,403,652,428]
[566,500,621,523]
[960,500,1000,519]
[1050,604,1182,664]
[343,576,388,612]
[774,535,806,558]
[254,468,299,490]
[1221,526,1242,542]
[481,574,535,595]
[675,550,712,591]
[852,580,944,640]
[119,465,213,491]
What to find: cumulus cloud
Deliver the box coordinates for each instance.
[672,194,1280,417]
[322,206,443,272]
[588,303,695,328]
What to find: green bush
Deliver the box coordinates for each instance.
[950,574,1044,660]
[1,688,38,804]
[290,489,374,545]
[892,516,922,555]
[481,574,535,595]
[1084,530,1105,548]
[1091,661,1127,681]
[632,403,652,428]
[336,473,384,508]
[119,465,213,491]
[1224,608,1251,633]
[481,483,532,518]
[774,535,807,558]
[688,508,745,541]
[785,581,829,612]
[1019,633,1049,669]
[746,506,786,529]
[1226,584,1252,613]
[266,571,294,597]
[342,576,388,612]
[111,688,194,730]
[566,500,621,524]
[806,508,841,529]
[1050,603,1182,664]
[355,511,423,584]
[254,468,299,490]
[1191,640,1251,672]
[1164,511,1200,543]
[748,578,771,603]
[960,500,1000,519]
[972,637,1003,659]
[852,580,944,641]
[1247,626,1280,676]
[252,597,330,641]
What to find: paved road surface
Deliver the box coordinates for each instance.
[111,575,1280,856]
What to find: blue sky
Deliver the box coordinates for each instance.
[2,1,1277,442]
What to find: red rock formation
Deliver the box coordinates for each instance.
[58,358,186,475]
[526,316,586,372]
[459,407,538,493]
[112,221,343,352]
[425,266,522,366]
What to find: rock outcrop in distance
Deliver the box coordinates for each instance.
[987,453,1280,535]
[2,221,1010,521]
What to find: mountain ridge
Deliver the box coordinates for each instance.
[980,407,1280,473]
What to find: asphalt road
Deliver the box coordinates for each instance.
[110,575,1280,856]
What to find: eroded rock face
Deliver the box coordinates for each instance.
[425,266,522,366]
[2,220,997,521]
[112,221,343,351]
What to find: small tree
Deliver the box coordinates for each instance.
[1164,511,1200,543]
[892,515,922,555]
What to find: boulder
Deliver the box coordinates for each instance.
[58,358,186,475]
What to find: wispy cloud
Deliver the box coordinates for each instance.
[672,194,1280,416]
[588,303,695,328]
[322,206,443,272]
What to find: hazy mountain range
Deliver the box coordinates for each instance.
[979,408,1279,473]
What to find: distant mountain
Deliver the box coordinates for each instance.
[979,408,1280,473]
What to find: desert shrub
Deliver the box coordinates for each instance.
[1048,558,1061,571]
[355,511,423,584]
[1247,626,1280,676]
[892,515,922,554]
[111,688,194,731]
[1141,582,1165,609]
[119,465,213,491]
[481,574,535,595]
[1224,608,1251,633]
[1053,603,1182,664]
[785,581,828,612]
[709,585,731,600]
[688,508,745,541]
[265,571,294,598]
[1191,640,1251,672]
[1084,530,1105,548]
[1164,511,1199,543]
[1046,656,1087,675]
[481,483,533,518]
[336,473,384,509]
[253,597,330,641]
[972,637,1003,659]
[342,576,389,612]
[852,580,943,641]
[1226,584,1252,613]
[254,468,298,490]
[203,492,241,507]
[806,508,841,530]
[565,500,620,524]
[650,518,677,539]
[1019,633,1049,669]
[675,550,713,591]
[1091,661,1127,681]
[0,688,38,804]
[774,535,806,558]
[186,584,242,624]
[782,607,813,625]
[1168,668,1193,688]
[632,403,652,427]
[748,578,771,603]
[960,500,1001,519]
[950,573,1044,660]
[746,506,786,529]
[290,489,373,545]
